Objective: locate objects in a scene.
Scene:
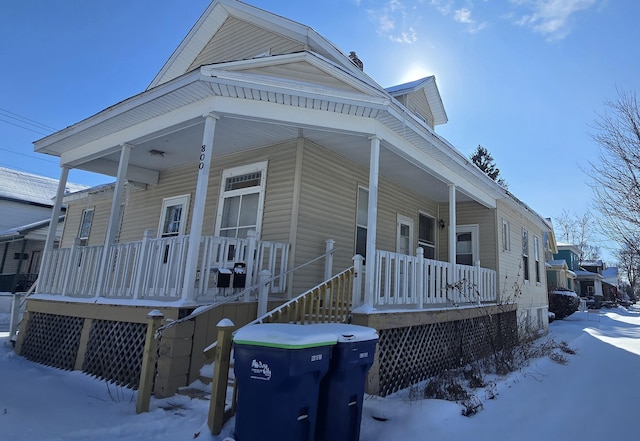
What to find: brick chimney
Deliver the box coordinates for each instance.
[349,51,364,71]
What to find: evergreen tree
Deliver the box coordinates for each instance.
[470,145,508,188]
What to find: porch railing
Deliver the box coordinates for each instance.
[38,231,289,302]
[372,248,497,308]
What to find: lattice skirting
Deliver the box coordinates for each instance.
[20,312,84,371]
[376,310,517,396]
[83,320,147,389]
[20,312,149,389]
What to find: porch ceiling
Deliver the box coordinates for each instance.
[89,116,468,204]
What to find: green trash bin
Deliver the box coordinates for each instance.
[233,323,338,441]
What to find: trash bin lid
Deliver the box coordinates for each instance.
[234,323,338,349]
[309,323,378,343]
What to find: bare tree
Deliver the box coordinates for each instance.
[618,241,640,288]
[553,209,596,260]
[589,89,640,256]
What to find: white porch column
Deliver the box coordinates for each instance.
[364,136,380,306]
[96,143,131,296]
[448,184,457,265]
[38,165,69,294]
[182,113,219,302]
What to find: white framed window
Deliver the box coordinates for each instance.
[355,186,368,259]
[418,213,435,259]
[159,194,190,238]
[534,236,540,284]
[522,228,530,281]
[396,214,414,255]
[502,219,511,251]
[77,207,94,246]
[215,161,267,239]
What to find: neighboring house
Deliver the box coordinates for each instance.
[547,236,578,293]
[0,167,85,292]
[16,0,553,398]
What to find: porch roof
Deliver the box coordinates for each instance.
[34,53,503,208]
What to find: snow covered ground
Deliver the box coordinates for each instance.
[1,305,639,441]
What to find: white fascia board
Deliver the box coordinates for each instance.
[203,69,389,109]
[82,158,159,186]
[385,104,502,202]
[209,95,379,136]
[36,71,203,154]
[374,123,497,208]
[149,1,229,89]
[202,52,387,97]
[59,97,217,167]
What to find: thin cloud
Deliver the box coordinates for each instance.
[453,7,487,32]
[367,0,420,43]
[510,0,598,40]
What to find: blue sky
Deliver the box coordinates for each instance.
[1,0,637,257]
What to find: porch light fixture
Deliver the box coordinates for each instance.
[149,149,165,157]
[439,219,446,230]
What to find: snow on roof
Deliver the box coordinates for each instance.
[0,167,87,206]
[547,260,568,267]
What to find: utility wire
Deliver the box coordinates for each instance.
[0,107,58,133]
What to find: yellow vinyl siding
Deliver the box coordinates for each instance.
[188,17,306,71]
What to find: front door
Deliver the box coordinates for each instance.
[456,225,479,266]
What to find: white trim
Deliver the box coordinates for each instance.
[214,161,268,238]
[456,224,479,266]
[396,213,414,255]
[158,194,191,237]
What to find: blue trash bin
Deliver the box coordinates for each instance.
[233,323,338,441]
[314,324,378,441]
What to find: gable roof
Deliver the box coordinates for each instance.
[149,0,372,90]
[385,76,448,126]
[0,167,87,207]
[0,216,64,243]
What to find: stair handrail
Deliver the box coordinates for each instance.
[154,247,342,337]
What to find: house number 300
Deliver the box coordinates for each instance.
[198,145,206,169]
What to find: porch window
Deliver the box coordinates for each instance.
[522,228,530,281]
[418,213,435,259]
[215,162,267,239]
[355,186,368,259]
[534,236,540,283]
[456,232,473,266]
[77,208,94,246]
[502,219,511,251]
[159,195,190,238]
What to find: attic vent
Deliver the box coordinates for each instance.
[349,51,363,71]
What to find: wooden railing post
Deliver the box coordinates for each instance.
[257,269,271,318]
[61,239,81,297]
[416,247,424,309]
[352,254,364,308]
[136,310,164,414]
[9,292,24,341]
[133,229,154,300]
[244,230,257,302]
[208,319,235,435]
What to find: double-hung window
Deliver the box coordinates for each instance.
[215,162,267,239]
[159,195,190,238]
[502,219,511,251]
[522,228,530,282]
[418,213,435,259]
[355,186,368,259]
[534,236,540,283]
[77,208,94,246]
